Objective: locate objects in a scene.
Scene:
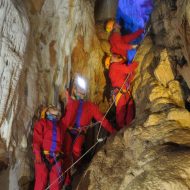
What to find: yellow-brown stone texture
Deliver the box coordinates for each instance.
[77,36,190,189]
[0,0,190,189]
[77,1,190,189]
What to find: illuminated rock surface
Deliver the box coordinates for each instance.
[0,0,190,190]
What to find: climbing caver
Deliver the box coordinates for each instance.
[105,54,138,130]
[61,74,116,190]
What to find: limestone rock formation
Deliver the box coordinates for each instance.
[0,0,29,145]
[77,1,190,189]
[0,0,190,190]
[0,0,108,189]
[95,0,118,21]
[77,37,190,190]
[0,1,29,188]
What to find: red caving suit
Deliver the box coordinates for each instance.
[62,97,116,185]
[109,60,138,130]
[33,119,63,190]
[109,29,143,57]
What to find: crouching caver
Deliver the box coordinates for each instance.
[33,106,64,190]
[62,74,116,190]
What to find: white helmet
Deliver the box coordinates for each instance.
[72,74,88,99]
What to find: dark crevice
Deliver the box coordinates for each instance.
[163,142,190,152]
[168,0,177,11]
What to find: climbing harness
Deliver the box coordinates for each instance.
[67,99,100,135]
[42,118,64,182]
[45,140,99,190]
[41,151,63,172]
[111,80,132,107]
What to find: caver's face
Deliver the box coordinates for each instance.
[72,86,86,100]
[47,107,61,119]
[105,56,111,69]
[106,21,114,32]
[111,55,123,63]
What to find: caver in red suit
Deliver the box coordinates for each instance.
[109,28,144,58]
[33,117,64,190]
[62,96,116,186]
[109,60,138,130]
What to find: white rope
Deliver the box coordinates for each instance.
[45,141,99,190]
[70,121,101,131]
[83,121,101,129]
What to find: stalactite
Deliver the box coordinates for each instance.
[0,0,29,145]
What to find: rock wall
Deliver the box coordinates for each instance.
[77,1,190,189]
[152,0,190,90]
[94,0,118,21]
[0,1,29,189]
[0,0,29,148]
[1,0,190,189]
[0,0,109,189]
[78,37,190,190]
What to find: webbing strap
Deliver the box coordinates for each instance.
[52,153,64,182]
[50,120,57,156]
[75,99,83,129]
[42,153,62,173]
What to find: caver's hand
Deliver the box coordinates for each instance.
[131,44,138,49]
[59,89,69,106]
